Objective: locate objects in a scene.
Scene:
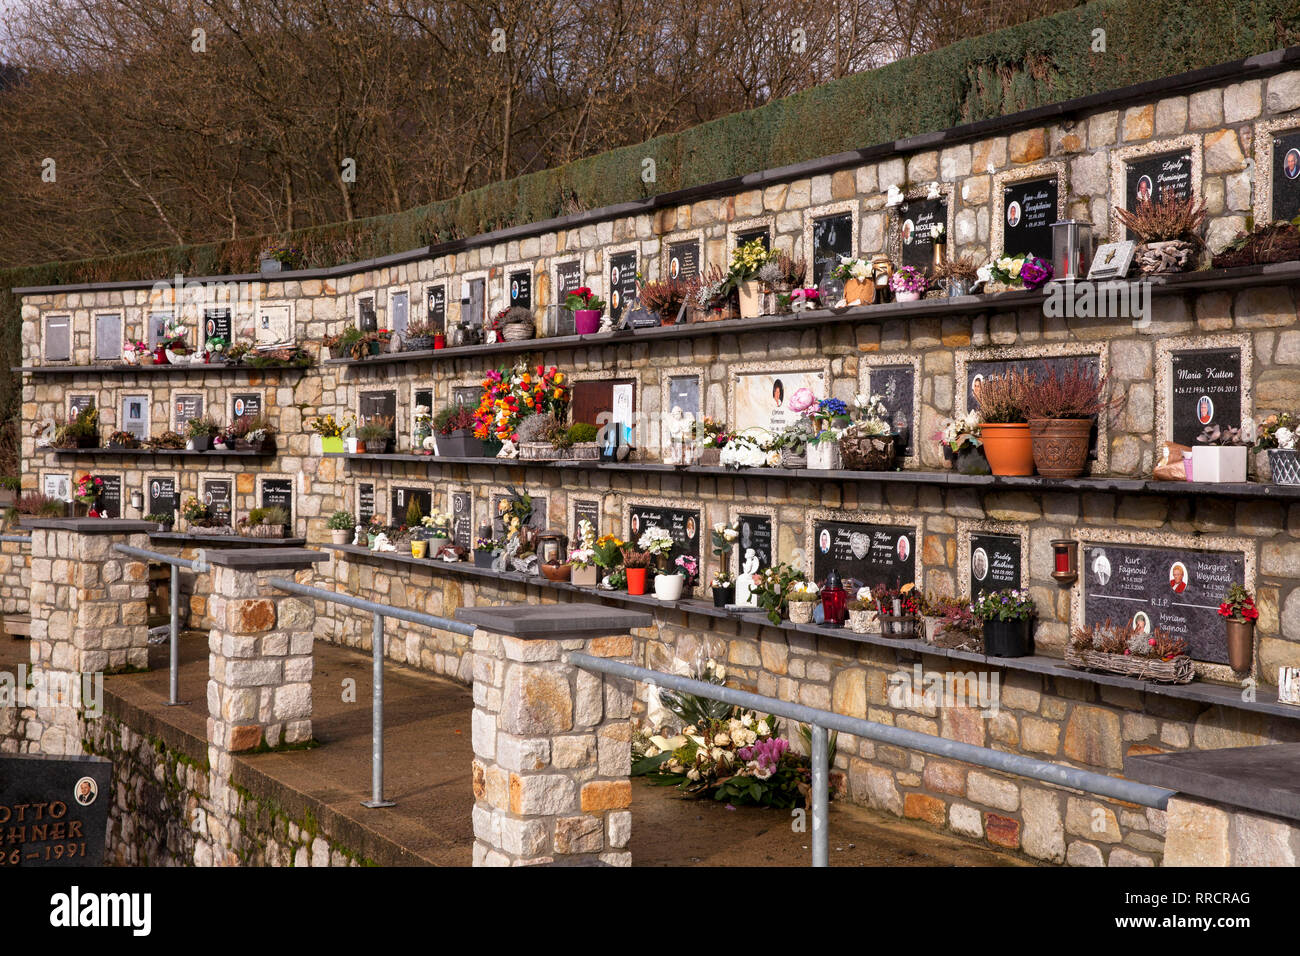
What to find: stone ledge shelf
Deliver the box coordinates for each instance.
[199,547,328,570]
[456,603,652,638]
[324,261,1300,370]
[325,453,1300,501]
[21,518,160,534]
[149,532,308,547]
[47,447,275,459]
[327,543,1300,723]
[1125,744,1300,822]
[15,363,309,377]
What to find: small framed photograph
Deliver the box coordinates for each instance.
[1088,240,1137,280]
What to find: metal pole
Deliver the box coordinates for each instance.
[810,724,829,868]
[166,564,181,706]
[361,612,394,808]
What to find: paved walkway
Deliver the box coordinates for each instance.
[4,635,1037,867]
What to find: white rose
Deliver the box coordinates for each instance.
[723,529,738,542]
[714,733,730,746]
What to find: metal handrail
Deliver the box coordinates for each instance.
[0,534,31,544]
[268,576,475,808]
[566,652,1175,867]
[112,542,210,707]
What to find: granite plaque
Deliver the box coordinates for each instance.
[735,227,770,250]
[628,505,701,572]
[204,478,233,527]
[509,269,532,309]
[358,482,376,524]
[1083,542,1242,664]
[173,394,203,430]
[452,491,472,548]
[668,240,700,280]
[0,753,112,866]
[1125,149,1193,238]
[811,212,853,286]
[555,261,583,336]
[899,198,946,273]
[261,479,292,524]
[969,533,1021,599]
[813,519,914,590]
[1272,130,1300,222]
[736,514,773,572]
[573,499,600,539]
[97,475,122,519]
[427,284,447,332]
[868,364,916,456]
[667,374,701,422]
[146,476,177,517]
[1003,176,1057,261]
[68,395,95,419]
[1170,348,1242,445]
[390,486,433,525]
[608,252,637,322]
[231,392,261,422]
[203,308,232,345]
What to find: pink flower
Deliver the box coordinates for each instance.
[788,387,816,413]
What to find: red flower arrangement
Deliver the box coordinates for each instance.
[1218,582,1258,621]
[74,473,106,516]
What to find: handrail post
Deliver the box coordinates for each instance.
[810,724,829,867]
[167,563,181,706]
[362,612,394,808]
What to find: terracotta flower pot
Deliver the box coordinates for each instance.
[842,278,873,306]
[626,568,648,595]
[980,423,1035,476]
[1226,619,1254,672]
[1028,418,1093,478]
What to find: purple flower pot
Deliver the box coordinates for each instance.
[574,310,602,335]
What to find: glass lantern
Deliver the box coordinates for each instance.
[1050,220,1093,281]
[536,530,569,567]
[820,568,848,627]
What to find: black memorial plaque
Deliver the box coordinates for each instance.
[204,478,233,527]
[968,355,1101,457]
[173,394,203,429]
[813,520,914,589]
[666,375,701,421]
[492,494,547,536]
[0,753,112,866]
[358,482,376,524]
[203,308,232,345]
[68,394,95,420]
[427,284,447,333]
[868,364,917,456]
[555,261,583,336]
[146,476,177,516]
[573,499,600,539]
[969,533,1021,599]
[261,479,292,524]
[1272,131,1300,222]
[735,227,770,250]
[358,297,377,332]
[231,392,261,422]
[390,487,433,525]
[608,252,638,323]
[452,491,472,548]
[1003,176,1057,261]
[1125,150,1193,236]
[628,505,701,570]
[736,514,773,572]
[1083,542,1242,664]
[811,213,853,286]
[509,269,532,309]
[668,240,700,280]
[97,476,122,519]
[452,385,482,408]
[898,198,946,274]
[1170,348,1241,446]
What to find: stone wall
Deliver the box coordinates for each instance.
[1163,796,1300,865]
[0,537,29,621]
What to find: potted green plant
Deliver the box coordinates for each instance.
[310,415,346,455]
[1024,361,1108,479]
[181,495,211,532]
[185,415,219,452]
[973,588,1036,657]
[242,505,289,539]
[356,415,395,454]
[729,238,775,318]
[106,430,139,450]
[55,407,100,449]
[327,510,354,545]
[753,562,805,625]
[567,422,600,461]
[1255,413,1300,484]
[563,287,606,336]
[434,404,483,458]
[402,321,438,352]
[324,325,364,360]
[787,581,819,624]
[1218,583,1258,673]
[973,369,1034,476]
[146,512,175,532]
[473,536,498,569]
[936,411,988,474]
[639,279,692,326]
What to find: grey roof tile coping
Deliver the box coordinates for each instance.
[455,603,652,639]
[1125,744,1300,822]
[198,547,328,570]
[22,518,159,534]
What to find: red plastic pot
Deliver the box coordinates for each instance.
[626,568,647,595]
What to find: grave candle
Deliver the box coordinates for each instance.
[820,569,847,627]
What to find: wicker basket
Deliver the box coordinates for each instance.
[570,442,600,460]
[248,524,285,539]
[840,432,895,471]
[1064,646,1194,684]
[1269,448,1300,485]
[878,612,920,638]
[779,449,807,469]
[502,322,535,341]
[520,441,559,461]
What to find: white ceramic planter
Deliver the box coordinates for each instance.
[1191,446,1247,483]
[654,573,685,601]
[737,280,762,318]
[808,440,842,470]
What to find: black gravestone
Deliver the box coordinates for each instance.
[358,483,376,524]
[0,753,112,866]
[358,297,377,332]
[261,479,292,524]
[899,198,946,273]
[97,476,122,519]
[667,375,701,421]
[68,395,95,419]
[453,385,482,408]
[204,478,233,527]
[555,261,583,336]
[668,240,700,280]
[173,394,203,429]
[1170,348,1241,445]
[736,514,773,572]
[1125,150,1193,238]
[390,487,433,525]
[628,505,701,571]
[735,227,770,250]
[452,491,472,548]
[968,355,1100,457]
[231,393,261,422]
[813,520,914,590]
[203,308,232,345]
[146,476,177,516]
[1272,131,1300,222]
[427,285,447,333]
[609,252,637,322]
[868,364,916,456]
[1003,176,1058,261]
[1083,543,1242,664]
[509,270,532,309]
[969,533,1022,599]
[812,213,853,286]
[573,499,600,539]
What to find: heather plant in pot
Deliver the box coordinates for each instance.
[973,369,1034,476]
[1113,189,1207,275]
[1023,362,1110,479]
[434,404,483,457]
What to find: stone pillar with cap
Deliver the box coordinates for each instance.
[458,603,649,867]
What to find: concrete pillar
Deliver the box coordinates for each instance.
[25,519,155,754]
[460,604,650,867]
